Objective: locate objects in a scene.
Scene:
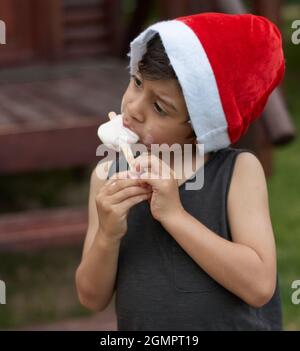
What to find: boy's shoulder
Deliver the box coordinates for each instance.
[219,147,262,172]
[227,147,268,221]
[230,148,263,177]
[227,147,265,191]
[212,146,261,170]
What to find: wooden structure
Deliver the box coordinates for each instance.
[0,60,128,174]
[0,0,123,65]
[0,0,128,250]
[0,0,296,251]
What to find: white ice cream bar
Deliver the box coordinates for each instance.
[97,113,139,171]
[97,114,139,151]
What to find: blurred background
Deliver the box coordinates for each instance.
[0,0,299,330]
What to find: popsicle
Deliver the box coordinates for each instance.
[97,112,139,172]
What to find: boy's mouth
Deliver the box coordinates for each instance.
[122,118,140,137]
[122,116,153,149]
[122,119,132,130]
[123,118,144,144]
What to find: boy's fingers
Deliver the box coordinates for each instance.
[110,185,151,204]
[135,154,172,178]
[110,170,130,179]
[104,173,146,195]
[104,171,129,190]
[139,172,160,187]
[118,193,150,213]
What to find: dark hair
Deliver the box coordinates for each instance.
[138,33,178,81]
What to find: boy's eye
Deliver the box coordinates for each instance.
[154,102,167,116]
[131,75,167,116]
[133,76,142,87]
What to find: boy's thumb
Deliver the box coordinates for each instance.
[139,172,159,186]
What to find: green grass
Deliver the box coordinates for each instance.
[267,18,300,330]
[0,166,92,214]
[269,143,300,330]
[0,246,93,329]
[0,166,94,329]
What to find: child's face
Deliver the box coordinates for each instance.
[121,71,196,150]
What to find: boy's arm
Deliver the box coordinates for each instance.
[162,152,277,308]
[81,161,113,257]
[76,161,120,312]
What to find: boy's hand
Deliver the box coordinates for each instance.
[95,170,151,242]
[133,153,184,223]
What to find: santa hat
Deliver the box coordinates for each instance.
[127,12,285,153]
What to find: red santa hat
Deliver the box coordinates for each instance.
[127,12,285,153]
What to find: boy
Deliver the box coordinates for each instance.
[76,13,285,330]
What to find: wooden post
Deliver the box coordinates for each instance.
[187,0,219,13]
[34,0,63,60]
[121,0,152,58]
[0,0,35,64]
[253,0,283,27]
[158,0,190,19]
[106,0,126,57]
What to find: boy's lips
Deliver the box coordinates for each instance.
[123,120,138,135]
[122,120,140,140]
[122,119,151,148]
[122,119,145,143]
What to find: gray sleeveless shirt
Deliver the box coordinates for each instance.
[107,146,282,331]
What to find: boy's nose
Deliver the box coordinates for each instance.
[126,101,145,123]
[129,111,144,124]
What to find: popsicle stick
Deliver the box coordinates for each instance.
[108,111,117,120]
[120,143,136,172]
